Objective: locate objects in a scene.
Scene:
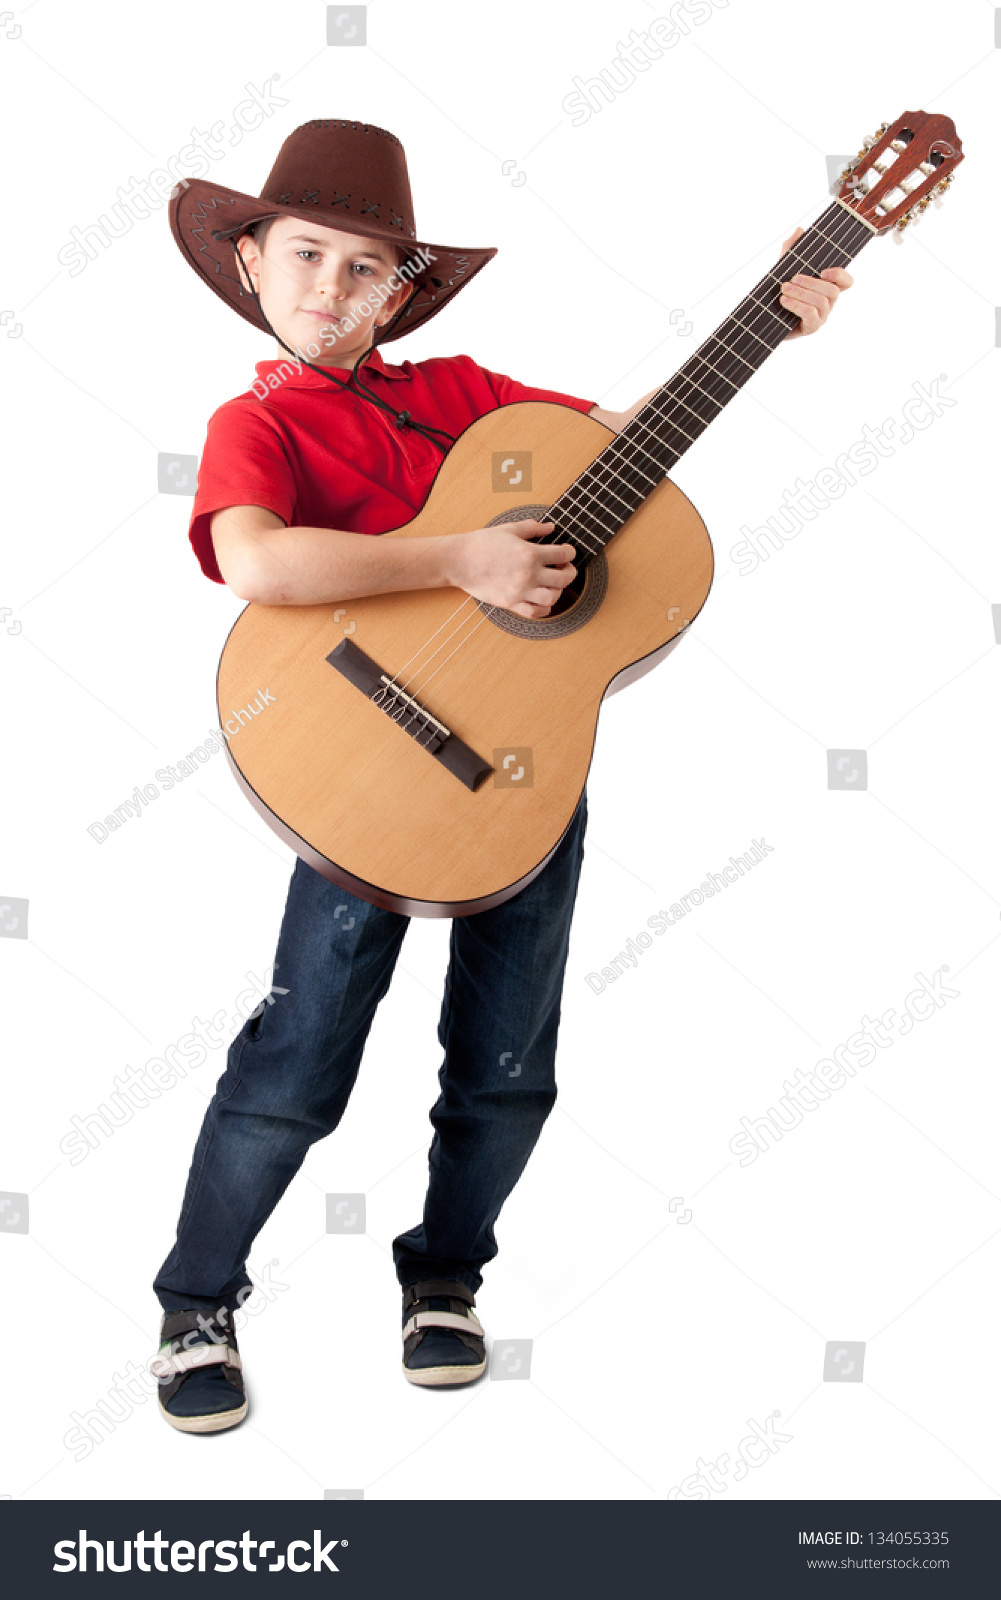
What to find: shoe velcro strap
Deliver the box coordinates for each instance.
[149,1343,242,1381]
[403,1279,475,1310]
[161,1308,235,1343]
[402,1310,484,1343]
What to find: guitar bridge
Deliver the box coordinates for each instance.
[326,637,493,793]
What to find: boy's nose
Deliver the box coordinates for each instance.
[309,265,347,298]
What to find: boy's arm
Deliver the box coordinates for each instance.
[212,504,576,619]
[588,390,658,435]
[213,505,456,605]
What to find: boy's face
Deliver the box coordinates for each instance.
[234,215,414,367]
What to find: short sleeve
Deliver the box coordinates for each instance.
[477,365,597,414]
[187,402,297,584]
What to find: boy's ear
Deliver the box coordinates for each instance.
[232,231,260,295]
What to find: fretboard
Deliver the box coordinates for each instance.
[548,201,874,562]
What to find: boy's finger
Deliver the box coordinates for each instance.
[780,287,827,313]
[784,274,840,303]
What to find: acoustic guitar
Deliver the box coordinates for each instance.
[217,111,963,917]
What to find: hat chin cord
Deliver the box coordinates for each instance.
[231,238,455,451]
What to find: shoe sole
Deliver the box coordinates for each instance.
[403,1359,486,1387]
[158,1398,248,1433]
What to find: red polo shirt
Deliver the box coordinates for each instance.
[187,347,597,583]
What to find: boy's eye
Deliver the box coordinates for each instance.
[295,250,375,276]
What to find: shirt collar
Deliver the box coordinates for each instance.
[253,345,409,390]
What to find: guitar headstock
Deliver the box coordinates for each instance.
[836,111,964,232]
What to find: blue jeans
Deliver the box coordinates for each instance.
[153,790,588,1312]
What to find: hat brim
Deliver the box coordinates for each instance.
[168,177,496,346]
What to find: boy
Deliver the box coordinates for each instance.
[153,119,850,1431]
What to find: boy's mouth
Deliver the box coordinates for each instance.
[302,309,341,322]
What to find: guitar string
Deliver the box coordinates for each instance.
[362,204,867,740]
[374,204,867,739]
[371,204,866,741]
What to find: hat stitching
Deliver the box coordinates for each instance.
[301,118,403,150]
[397,255,469,321]
[191,196,246,287]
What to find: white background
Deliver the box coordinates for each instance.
[1,0,998,1504]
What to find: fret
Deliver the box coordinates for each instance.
[567,447,654,506]
[671,360,734,419]
[602,445,662,492]
[663,352,735,420]
[740,287,796,336]
[727,304,783,357]
[543,204,873,560]
[701,324,764,378]
[599,417,672,479]
[559,460,636,515]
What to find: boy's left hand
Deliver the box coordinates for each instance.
[777,226,854,339]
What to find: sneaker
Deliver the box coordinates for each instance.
[150,1307,248,1433]
[401,1278,487,1387]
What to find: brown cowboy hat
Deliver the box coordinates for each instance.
[168,118,497,346]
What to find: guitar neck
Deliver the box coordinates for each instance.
[550,200,875,559]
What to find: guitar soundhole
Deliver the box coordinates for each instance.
[480,504,608,640]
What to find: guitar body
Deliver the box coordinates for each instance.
[217,399,714,915]
[213,110,965,917]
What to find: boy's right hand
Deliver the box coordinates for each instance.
[444,520,578,620]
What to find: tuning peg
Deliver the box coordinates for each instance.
[858,124,891,160]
